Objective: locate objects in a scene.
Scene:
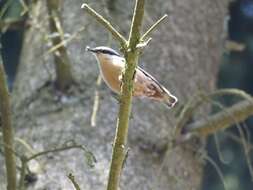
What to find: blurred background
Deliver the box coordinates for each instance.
[1,0,253,189]
[202,0,253,190]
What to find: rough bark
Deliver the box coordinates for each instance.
[0,0,229,189]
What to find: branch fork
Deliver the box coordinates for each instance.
[81,2,169,190]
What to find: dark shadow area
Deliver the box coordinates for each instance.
[1,29,23,90]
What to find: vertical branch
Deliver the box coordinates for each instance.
[46,0,73,91]
[106,0,145,189]
[82,1,151,189]
[0,48,17,190]
[127,0,145,46]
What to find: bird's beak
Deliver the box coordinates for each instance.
[86,46,97,53]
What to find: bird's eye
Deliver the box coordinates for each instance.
[101,50,107,54]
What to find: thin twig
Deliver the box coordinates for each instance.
[214,132,230,164]
[90,75,102,127]
[17,143,95,188]
[26,144,90,162]
[0,132,35,154]
[174,93,201,137]
[46,26,86,55]
[210,88,253,102]
[224,131,253,151]
[136,37,152,49]
[81,3,127,50]
[141,14,168,40]
[53,15,64,38]
[202,153,228,190]
[68,173,81,190]
[19,0,29,16]
[18,157,27,190]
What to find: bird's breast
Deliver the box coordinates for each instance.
[99,58,123,93]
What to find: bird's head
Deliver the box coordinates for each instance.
[86,46,121,61]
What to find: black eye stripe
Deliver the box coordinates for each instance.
[100,49,120,56]
[92,47,121,56]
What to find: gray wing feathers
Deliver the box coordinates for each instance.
[134,67,167,99]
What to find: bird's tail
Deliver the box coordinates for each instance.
[162,88,178,108]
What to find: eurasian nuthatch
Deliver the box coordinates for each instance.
[87,46,177,108]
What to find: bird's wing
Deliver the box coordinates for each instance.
[137,67,165,90]
[133,67,166,99]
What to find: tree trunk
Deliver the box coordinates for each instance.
[0,0,229,189]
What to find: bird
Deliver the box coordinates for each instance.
[86,46,178,108]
